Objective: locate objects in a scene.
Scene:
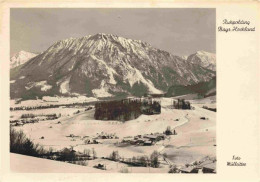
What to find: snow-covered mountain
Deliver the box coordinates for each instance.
[10,33,216,99]
[10,51,38,69]
[187,51,216,71]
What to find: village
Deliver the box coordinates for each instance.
[10,96,216,173]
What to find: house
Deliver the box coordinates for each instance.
[130,139,138,145]
[143,140,153,146]
[179,166,199,173]
[202,162,216,173]
[137,138,146,144]
[123,136,134,143]
[93,139,99,144]
[143,135,157,141]
[95,163,106,170]
[100,135,108,139]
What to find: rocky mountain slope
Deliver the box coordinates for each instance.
[10,33,215,99]
[186,51,216,71]
[10,51,38,69]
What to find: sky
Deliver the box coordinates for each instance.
[10,8,216,57]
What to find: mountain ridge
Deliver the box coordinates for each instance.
[10,33,216,99]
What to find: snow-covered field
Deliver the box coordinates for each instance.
[11,153,102,173]
[10,97,216,173]
[10,96,98,108]
[11,153,169,173]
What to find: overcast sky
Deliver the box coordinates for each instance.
[11,8,215,56]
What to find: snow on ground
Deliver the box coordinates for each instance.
[10,97,216,172]
[10,153,102,173]
[59,77,71,94]
[10,153,168,173]
[124,66,162,94]
[25,81,52,91]
[90,55,117,85]
[19,76,25,79]
[10,107,85,120]
[42,96,97,103]
[161,105,216,165]
[92,80,114,98]
[10,96,98,108]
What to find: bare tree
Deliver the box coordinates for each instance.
[92,148,97,159]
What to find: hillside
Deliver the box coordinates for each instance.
[165,77,216,98]
[10,153,103,173]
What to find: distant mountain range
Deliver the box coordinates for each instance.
[10,33,216,99]
[10,51,38,69]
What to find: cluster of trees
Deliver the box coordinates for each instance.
[173,99,191,109]
[10,127,47,157]
[128,156,150,167]
[10,113,61,126]
[94,98,161,121]
[109,151,120,161]
[108,150,160,168]
[10,105,59,111]
[10,102,95,111]
[83,148,97,159]
[21,114,36,118]
[95,99,143,121]
[56,148,97,162]
[20,113,60,119]
[150,151,160,168]
[164,126,177,135]
[141,100,161,115]
[10,127,96,165]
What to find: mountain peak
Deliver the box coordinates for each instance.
[44,33,154,60]
[10,51,38,69]
[187,51,216,71]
